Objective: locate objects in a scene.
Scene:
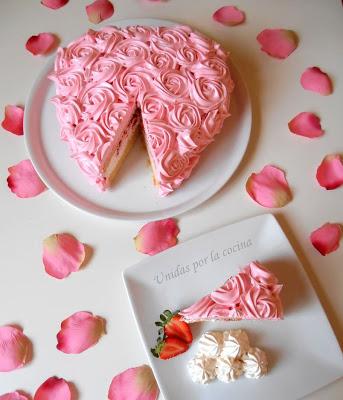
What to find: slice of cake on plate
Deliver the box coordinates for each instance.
[179,261,283,322]
[50,25,234,196]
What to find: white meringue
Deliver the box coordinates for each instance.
[187,354,217,384]
[221,329,250,358]
[198,331,223,357]
[242,347,268,379]
[216,355,243,382]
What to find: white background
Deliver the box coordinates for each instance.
[0,0,342,399]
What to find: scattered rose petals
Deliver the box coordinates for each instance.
[316,154,343,190]
[288,112,324,138]
[34,377,71,400]
[300,67,333,95]
[212,6,245,26]
[7,159,46,198]
[310,223,342,256]
[0,393,30,400]
[25,33,57,55]
[41,0,69,9]
[1,105,24,136]
[0,326,30,372]
[86,0,114,24]
[57,311,105,354]
[246,165,292,208]
[42,233,86,279]
[257,29,298,59]
[108,365,159,400]
[134,218,180,256]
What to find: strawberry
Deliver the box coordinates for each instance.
[155,310,193,344]
[151,337,189,360]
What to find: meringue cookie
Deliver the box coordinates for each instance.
[198,331,223,357]
[187,354,217,384]
[216,355,243,382]
[242,347,268,379]
[221,329,250,358]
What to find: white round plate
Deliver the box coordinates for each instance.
[25,18,251,221]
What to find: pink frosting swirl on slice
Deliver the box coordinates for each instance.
[245,261,281,293]
[242,286,283,319]
[210,272,251,306]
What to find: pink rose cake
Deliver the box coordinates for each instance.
[180,261,283,322]
[50,25,233,196]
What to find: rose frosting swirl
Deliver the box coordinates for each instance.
[51,68,85,97]
[242,286,283,319]
[69,120,110,157]
[191,77,227,111]
[155,69,189,99]
[89,57,122,83]
[79,82,117,121]
[87,27,124,53]
[100,102,130,134]
[141,94,167,121]
[210,272,251,306]
[114,39,150,67]
[51,97,82,126]
[65,36,100,69]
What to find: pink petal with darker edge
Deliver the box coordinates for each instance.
[57,311,105,354]
[41,0,69,9]
[212,6,245,26]
[0,393,30,400]
[1,105,24,135]
[25,33,57,55]
[288,112,324,138]
[310,223,341,256]
[134,218,180,256]
[7,159,46,198]
[108,365,159,400]
[246,165,292,208]
[316,154,343,190]
[257,29,298,59]
[86,0,114,24]
[42,233,86,279]
[34,377,71,400]
[0,326,30,372]
[300,67,333,95]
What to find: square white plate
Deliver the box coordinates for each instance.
[123,214,343,400]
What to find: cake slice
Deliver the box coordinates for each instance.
[179,261,283,322]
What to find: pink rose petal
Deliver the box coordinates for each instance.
[134,218,180,256]
[57,311,105,354]
[0,393,30,400]
[7,159,47,198]
[310,223,342,256]
[41,0,69,9]
[1,105,24,136]
[257,29,298,59]
[25,33,58,56]
[316,154,343,190]
[246,165,292,208]
[108,365,159,400]
[300,67,333,95]
[0,326,30,372]
[86,0,114,24]
[288,112,324,138]
[212,6,245,26]
[34,377,71,400]
[42,233,86,279]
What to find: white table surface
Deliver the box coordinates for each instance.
[0,0,342,399]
